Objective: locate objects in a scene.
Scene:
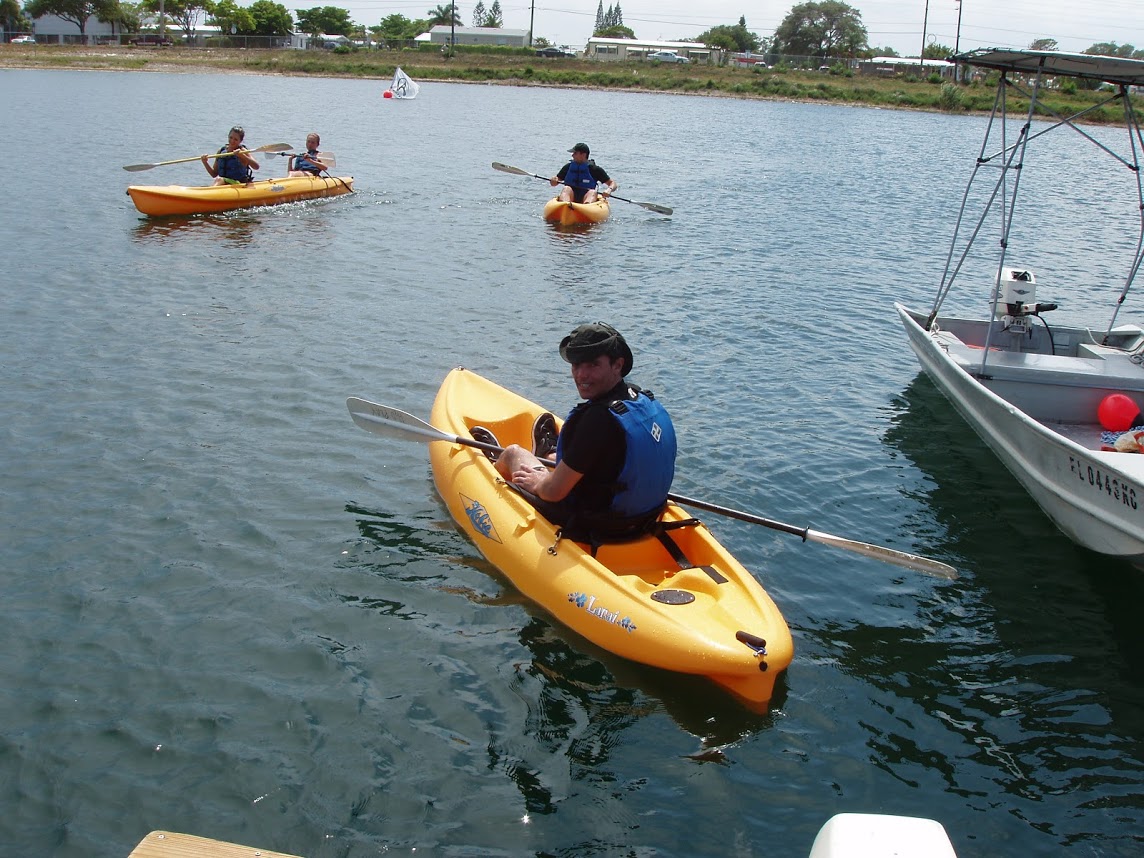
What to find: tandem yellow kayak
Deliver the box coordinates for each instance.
[425,367,792,707]
[126,175,354,216]
[543,195,610,225]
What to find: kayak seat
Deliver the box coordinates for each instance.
[505,483,702,568]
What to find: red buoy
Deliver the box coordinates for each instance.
[382,89,393,98]
[1098,393,1141,431]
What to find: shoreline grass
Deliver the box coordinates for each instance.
[2,45,1137,123]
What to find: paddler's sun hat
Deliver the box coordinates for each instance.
[569,142,590,155]
[559,322,633,376]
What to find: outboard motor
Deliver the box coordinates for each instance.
[993,268,1057,332]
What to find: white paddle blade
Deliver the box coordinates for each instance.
[317,151,336,168]
[492,162,531,176]
[347,398,456,444]
[805,529,959,579]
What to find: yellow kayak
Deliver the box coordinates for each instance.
[126,175,354,216]
[543,195,610,225]
[427,368,792,707]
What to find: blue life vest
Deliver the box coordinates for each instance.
[217,146,252,183]
[557,388,676,518]
[564,159,596,192]
[294,149,321,175]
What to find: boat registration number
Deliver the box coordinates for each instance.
[1068,456,1139,511]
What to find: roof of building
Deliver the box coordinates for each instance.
[428,25,529,37]
[586,36,710,50]
[866,56,950,68]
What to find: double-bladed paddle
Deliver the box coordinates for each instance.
[122,142,293,172]
[264,151,338,168]
[492,161,673,216]
[345,397,959,579]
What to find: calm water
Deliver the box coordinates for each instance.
[2,68,1142,857]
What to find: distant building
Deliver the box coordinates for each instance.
[427,26,528,47]
[28,14,119,43]
[858,56,955,77]
[584,37,720,65]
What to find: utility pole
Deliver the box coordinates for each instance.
[954,0,964,82]
[528,0,534,47]
[919,0,929,72]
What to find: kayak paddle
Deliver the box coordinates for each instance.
[264,151,337,168]
[345,396,959,579]
[492,161,673,216]
[122,142,293,172]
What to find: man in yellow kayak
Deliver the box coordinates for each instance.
[481,323,676,541]
[550,143,617,204]
[201,126,259,186]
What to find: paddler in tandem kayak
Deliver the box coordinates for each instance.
[550,142,617,204]
[201,125,260,186]
[288,132,330,177]
[478,322,677,545]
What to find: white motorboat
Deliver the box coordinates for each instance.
[897,48,1144,563]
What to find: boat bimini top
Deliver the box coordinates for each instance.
[929,48,1144,357]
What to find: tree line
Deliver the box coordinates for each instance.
[6,0,1142,62]
[2,1,496,40]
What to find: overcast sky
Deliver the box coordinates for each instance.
[347,1,1143,57]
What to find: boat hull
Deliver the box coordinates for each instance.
[897,303,1144,561]
[543,196,610,224]
[427,368,792,706]
[126,175,354,216]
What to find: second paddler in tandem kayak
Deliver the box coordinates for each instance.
[478,322,677,545]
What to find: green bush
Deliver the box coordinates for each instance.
[938,82,963,111]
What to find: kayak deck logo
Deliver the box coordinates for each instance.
[569,592,637,633]
[461,494,501,543]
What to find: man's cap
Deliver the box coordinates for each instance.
[559,322,633,376]
[569,143,590,155]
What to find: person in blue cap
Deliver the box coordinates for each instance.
[481,323,676,540]
[550,143,617,205]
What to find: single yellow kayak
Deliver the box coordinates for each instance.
[126,175,354,216]
[543,195,610,224]
[428,367,792,707]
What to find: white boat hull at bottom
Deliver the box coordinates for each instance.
[897,303,1144,562]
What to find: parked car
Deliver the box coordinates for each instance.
[10,35,36,44]
[535,46,574,57]
[647,50,689,64]
[730,52,769,68]
[131,34,173,47]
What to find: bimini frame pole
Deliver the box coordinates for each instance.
[975,61,1044,377]
[928,84,1004,328]
[1103,86,1144,339]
